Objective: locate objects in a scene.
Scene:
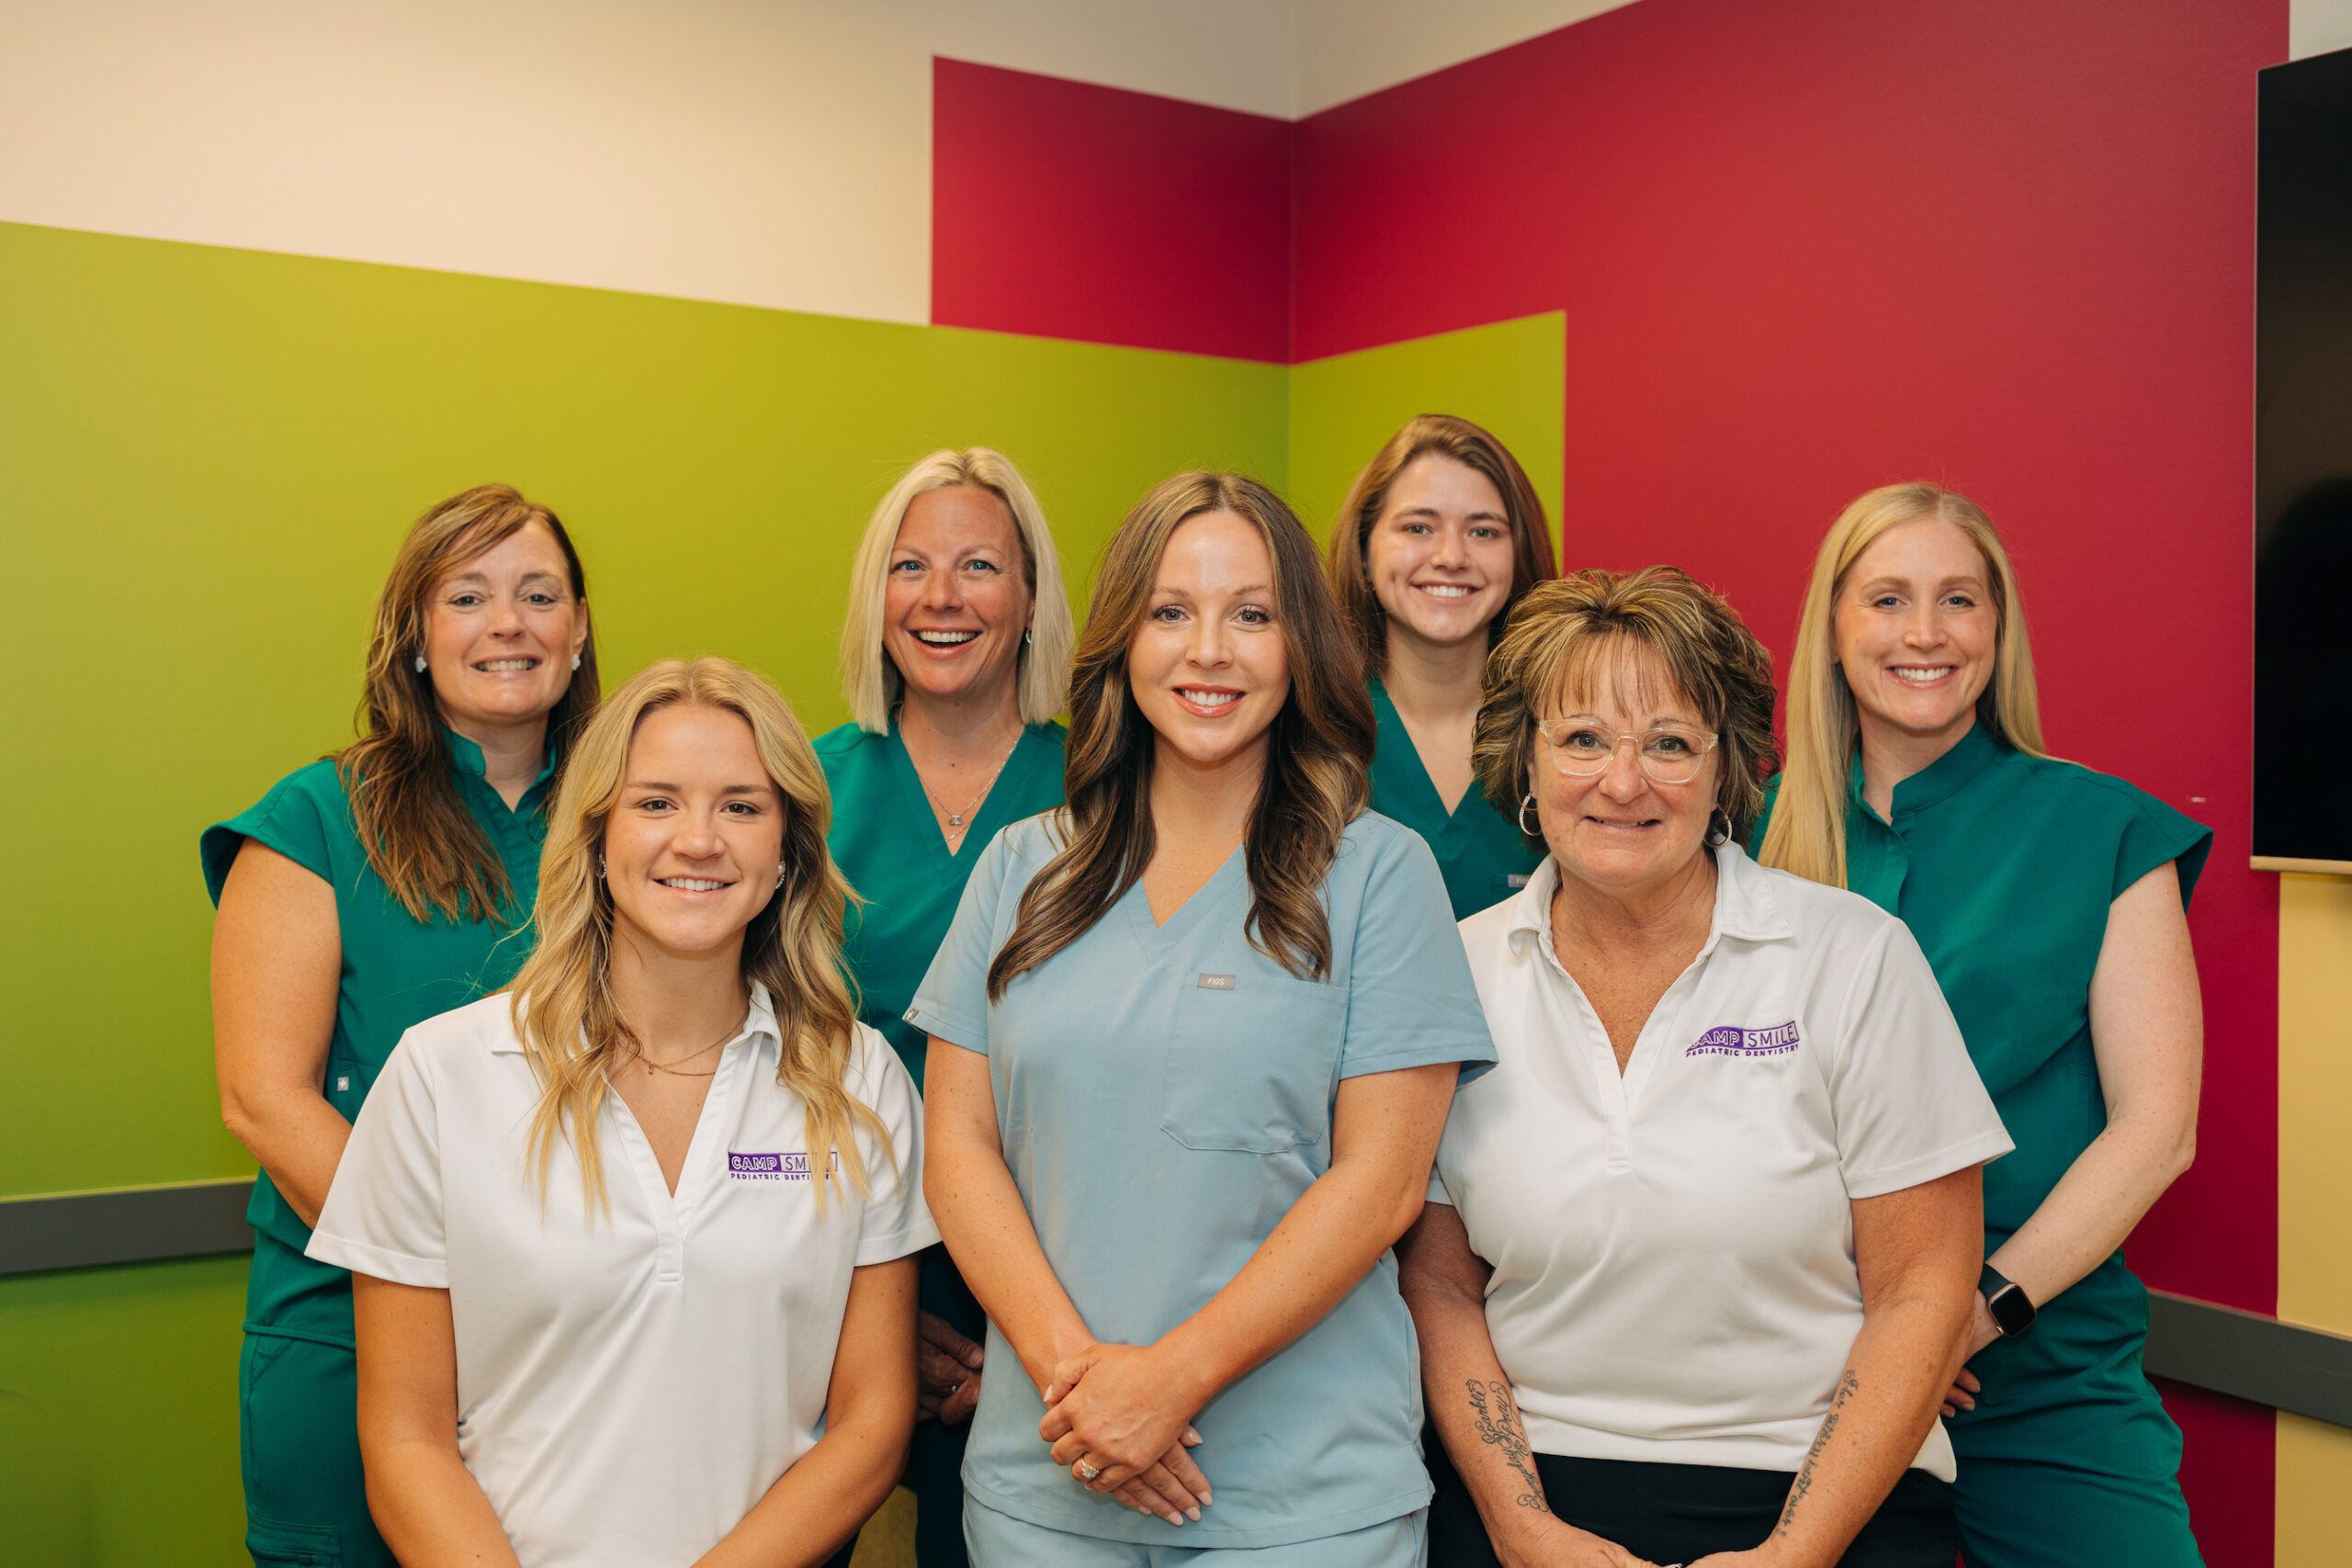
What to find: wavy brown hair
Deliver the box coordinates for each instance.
[507,658,888,1217]
[1325,413,1557,671]
[338,484,597,923]
[1476,568,1780,847]
[987,474,1374,998]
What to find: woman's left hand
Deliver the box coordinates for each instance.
[1039,1342,1198,1489]
[1939,1291,2001,1416]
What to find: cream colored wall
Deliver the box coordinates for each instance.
[1294,0,1641,113]
[2292,0,2352,58]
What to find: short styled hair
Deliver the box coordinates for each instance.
[838,447,1075,732]
[1475,568,1780,846]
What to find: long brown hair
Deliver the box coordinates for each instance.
[508,658,886,1217]
[1757,483,2048,888]
[1324,413,1557,671]
[339,484,597,923]
[987,474,1374,998]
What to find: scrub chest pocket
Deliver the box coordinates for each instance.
[1160,974,1347,1154]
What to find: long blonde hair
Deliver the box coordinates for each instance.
[1758,482,2049,887]
[343,484,597,922]
[839,447,1075,732]
[506,658,886,1216]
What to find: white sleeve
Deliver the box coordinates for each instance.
[1828,921,2014,1200]
[306,1032,450,1287]
[849,1027,943,1267]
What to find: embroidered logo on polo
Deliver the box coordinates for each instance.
[1685,1021,1801,1057]
[729,1151,840,1182]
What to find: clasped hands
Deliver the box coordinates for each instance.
[1036,1340,1214,1528]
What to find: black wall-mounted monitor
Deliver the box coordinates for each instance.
[2255,46,2352,871]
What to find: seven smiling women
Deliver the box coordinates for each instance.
[1325,415,1558,919]
[309,659,935,1568]
[206,484,595,1568]
[817,448,1078,1566]
[915,473,1497,1565]
[1756,485,2210,1568]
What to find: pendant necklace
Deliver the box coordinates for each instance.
[925,728,1023,831]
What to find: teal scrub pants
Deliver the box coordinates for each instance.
[964,1500,1428,1566]
[240,1332,394,1568]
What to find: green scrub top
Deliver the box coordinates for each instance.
[200,733,557,1346]
[814,715,1067,1090]
[909,811,1496,1550]
[1368,675,1542,920]
[1757,722,2211,1503]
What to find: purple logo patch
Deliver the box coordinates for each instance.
[729,1151,838,1182]
[1685,1021,1801,1057]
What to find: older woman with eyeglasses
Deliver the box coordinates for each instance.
[1399,568,2012,1568]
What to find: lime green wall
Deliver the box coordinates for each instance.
[0,222,1563,1568]
[1286,311,1566,547]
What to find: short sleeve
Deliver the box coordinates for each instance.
[846,1026,944,1266]
[1336,828,1498,1083]
[2111,788,2212,907]
[903,825,1023,1054]
[306,1033,451,1287]
[202,762,345,905]
[1826,921,2014,1200]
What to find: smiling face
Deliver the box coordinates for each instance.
[602,702,787,964]
[882,484,1033,712]
[1831,517,1998,752]
[1363,453,1518,657]
[421,521,588,735]
[1127,510,1292,778]
[1531,640,1721,897]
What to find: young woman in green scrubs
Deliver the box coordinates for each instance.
[1757,482,2209,1568]
[1324,415,1556,919]
[817,447,1075,1567]
[206,484,594,1567]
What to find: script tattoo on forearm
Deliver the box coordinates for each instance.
[1776,1370,1861,1540]
[1465,1379,1547,1511]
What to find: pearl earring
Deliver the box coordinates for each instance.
[413,654,428,673]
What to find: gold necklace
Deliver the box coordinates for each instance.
[921,728,1023,830]
[635,1021,741,1078]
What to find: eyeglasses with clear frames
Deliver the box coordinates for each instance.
[1533,717,1719,784]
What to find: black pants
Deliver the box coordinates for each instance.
[1429,1438,1959,1567]
[907,1243,987,1568]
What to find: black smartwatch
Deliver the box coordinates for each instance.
[1980,1263,2038,1339]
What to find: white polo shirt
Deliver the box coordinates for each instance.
[1430,844,2009,1482]
[308,984,938,1568]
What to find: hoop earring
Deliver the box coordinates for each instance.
[1023,627,1034,646]
[1519,794,1541,837]
[595,855,607,879]
[413,654,428,673]
[1705,807,1732,849]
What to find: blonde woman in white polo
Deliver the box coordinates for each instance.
[1398,570,2010,1568]
[308,659,936,1568]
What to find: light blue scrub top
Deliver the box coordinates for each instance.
[909,810,1496,1550]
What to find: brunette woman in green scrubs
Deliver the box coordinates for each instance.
[816,447,1075,1567]
[206,485,594,1567]
[1757,482,2208,1568]
[1323,416,1555,919]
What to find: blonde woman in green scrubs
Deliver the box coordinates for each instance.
[1757,483,2209,1568]
[817,447,1075,1567]
[1324,415,1557,919]
[206,485,594,1567]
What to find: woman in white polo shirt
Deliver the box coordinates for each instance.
[308,657,937,1568]
[1399,569,2011,1568]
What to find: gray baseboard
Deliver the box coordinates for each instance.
[2145,1289,2352,1427]
[0,1179,255,1276]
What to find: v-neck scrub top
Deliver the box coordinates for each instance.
[306,987,938,1568]
[200,733,559,1344]
[817,716,1067,1091]
[1368,675,1542,920]
[908,811,1498,1550]
[1430,846,2012,1481]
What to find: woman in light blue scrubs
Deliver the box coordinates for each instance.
[915,472,1496,1566]
[1324,415,1556,919]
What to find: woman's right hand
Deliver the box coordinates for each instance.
[915,1311,984,1425]
[1499,1515,1661,1568]
[1104,1427,1212,1527]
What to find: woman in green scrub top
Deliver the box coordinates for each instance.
[1324,415,1557,919]
[816,447,1075,1568]
[205,484,594,1568]
[1757,482,2209,1568]
[917,473,1495,1566]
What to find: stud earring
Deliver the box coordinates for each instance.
[413,654,428,673]
[1519,794,1541,837]
[571,653,582,671]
